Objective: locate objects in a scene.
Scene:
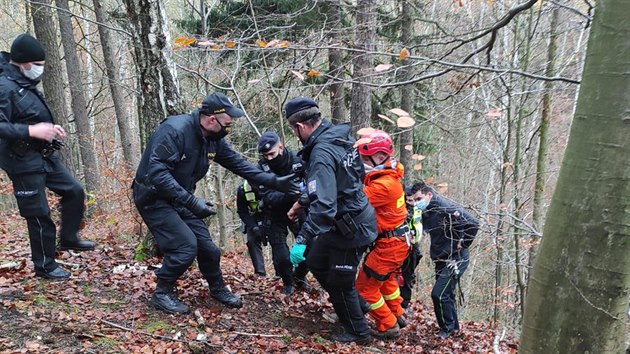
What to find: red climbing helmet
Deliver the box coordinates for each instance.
[358,130,394,156]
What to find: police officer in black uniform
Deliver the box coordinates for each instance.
[413,180,479,339]
[256,131,309,295]
[285,97,377,344]
[0,33,96,280]
[132,92,297,314]
[235,180,266,277]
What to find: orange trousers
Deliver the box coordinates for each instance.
[356,237,410,331]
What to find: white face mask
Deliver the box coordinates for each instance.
[22,64,44,81]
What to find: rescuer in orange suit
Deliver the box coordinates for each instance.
[355,130,411,339]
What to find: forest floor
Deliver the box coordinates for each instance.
[0,209,519,354]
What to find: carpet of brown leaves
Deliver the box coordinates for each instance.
[0,208,519,353]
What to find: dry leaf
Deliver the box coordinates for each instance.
[278,41,290,48]
[357,127,376,137]
[377,114,395,125]
[397,116,416,128]
[404,145,413,151]
[256,39,267,47]
[413,163,423,171]
[374,64,393,72]
[225,41,236,48]
[353,137,373,148]
[389,108,410,117]
[211,45,221,50]
[266,39,280,47]
[290,70,305,81]
[306,71,321,77]
[399,48,410,61]
[412,154,425,161]
[486,108,502,119]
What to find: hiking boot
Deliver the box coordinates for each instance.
[331,331,371,345]
[35,267,70,280]
[397,314,408,328]
[438,329,453,339]
[58,239,96,251]
[150,291,190,314]
[210,287,243,308]
[371,323,401,340]
[282,284,294,295]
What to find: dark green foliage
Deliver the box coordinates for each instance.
[175,0,326,40]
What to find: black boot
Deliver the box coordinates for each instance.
[35,267,70,280]
[210,287,242,308]
[58,239,96,251]
[331,330,372,345]
[150,280,189,314]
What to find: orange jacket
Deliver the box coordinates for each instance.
[363,160,407,234]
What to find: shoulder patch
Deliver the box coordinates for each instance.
[307,180,317,194]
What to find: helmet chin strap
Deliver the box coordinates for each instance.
[369,155,380,167]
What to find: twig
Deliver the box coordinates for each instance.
[224,275,244,283]
[56,260,82,269]
[194,310,205,326]
[233,331,283,338]
[493,328,506,354]
[99,318,221,347]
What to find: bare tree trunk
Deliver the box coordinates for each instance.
[324,0,346,124]
[521,1,630,351]
[399,0,413,180]
[30,0,72,165]
[122,0,183,148]
[350,0,376,132]
[93,0,139,167]
[530,5,559,276]
[56,0,100,192]
[215,168,227,248]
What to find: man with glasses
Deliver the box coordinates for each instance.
[132,92,297,314]
[0,33,96,281]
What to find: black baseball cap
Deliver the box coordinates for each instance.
[201,93,244,118]
[284,96,319,122]
[257,131,280,153]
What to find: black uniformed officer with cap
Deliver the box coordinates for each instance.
[0,33,96,280]
[284,96,377,344]
[132,92,298,314]
[256,131,310,295]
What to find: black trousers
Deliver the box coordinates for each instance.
[266,222,294,286]
[9,157,85,273]
[306,234,370,336]
[246,228,266,276]
[138,203,224,289]
[400,243,423,308]
[431,252,469,332]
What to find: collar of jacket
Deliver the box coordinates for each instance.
[0,51,39,89]
[191,109,206,140]
[299,119,353,161]
[364,158,404,182]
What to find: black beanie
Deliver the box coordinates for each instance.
[10,33,46,63]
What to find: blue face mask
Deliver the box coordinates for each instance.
[415,199,428,210]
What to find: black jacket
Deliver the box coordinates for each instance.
[298,119,377,248]
[236,183,263,231]
[257,148,303,225]
[133,109,277,210]
[423,194,479,261]
[0,52,58,174]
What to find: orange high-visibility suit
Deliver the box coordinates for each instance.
[356,159,411,332]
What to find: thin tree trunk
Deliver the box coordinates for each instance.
[350,0,376,132]
[215,168,227,248]
[56,0,100,192]
[93,0,139,167]
[324,0,346,124]
[521,1,630,351]
[530,5,559,277]
[30,0,73,165]
[399,0,413,180]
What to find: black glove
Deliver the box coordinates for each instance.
[184,196,216,218]
[271,173,301,194]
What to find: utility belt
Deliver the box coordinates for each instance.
[378,224,412,246]
[334,207,371,240]
[10,138,64,158]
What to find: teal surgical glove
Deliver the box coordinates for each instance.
[290,243,307,266]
